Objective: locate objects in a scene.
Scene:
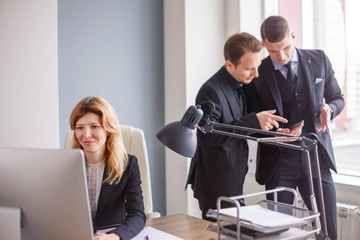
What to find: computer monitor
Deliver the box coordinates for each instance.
[0,148,94,240]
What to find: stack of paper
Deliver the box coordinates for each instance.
[218,205,307,233]
[131,226,183,240]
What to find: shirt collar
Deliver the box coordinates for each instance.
[271,47,298,71]
[223,65,242,90]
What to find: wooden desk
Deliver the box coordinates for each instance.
[146,213,219,240]
[146,213,317,240]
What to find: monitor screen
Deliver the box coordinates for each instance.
[0,148,94,240]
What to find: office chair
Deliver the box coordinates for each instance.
[64,125,161,219]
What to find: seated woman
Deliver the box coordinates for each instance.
[69,96,146,240]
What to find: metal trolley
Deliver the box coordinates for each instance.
[206,187,320,240]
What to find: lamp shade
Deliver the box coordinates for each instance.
[156,105,203,158]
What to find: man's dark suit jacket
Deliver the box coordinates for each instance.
[94,154,146,240]
[186,66,261,206]
[244,49,345,185]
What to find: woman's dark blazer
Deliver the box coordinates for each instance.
[94,154,146,240]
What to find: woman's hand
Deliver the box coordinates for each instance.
[94,232,120,240]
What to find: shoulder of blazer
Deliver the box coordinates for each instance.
[262,55,273,66]
[207,67,228,88]
[255,56,275,86]
[297,48,325,61]
[258,56,273,75]
[126,154,137,168]
[119,154,139,179]
[198,67,233,101]
[101,154,138,182]
[197,68,224,95]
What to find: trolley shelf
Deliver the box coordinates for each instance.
[206,187,320,240]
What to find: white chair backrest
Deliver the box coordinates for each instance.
[64,125,160,218]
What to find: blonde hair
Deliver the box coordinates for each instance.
[69,96,128,184]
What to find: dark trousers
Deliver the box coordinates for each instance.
[265,152,337,240]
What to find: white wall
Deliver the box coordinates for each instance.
[163,0,188,215]
[0,0,59,148]
[185,0,227,217]
[164,0,227,216]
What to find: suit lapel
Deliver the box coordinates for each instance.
[297,49,315,115]
[262,58,284,116]
[219,76,241,120]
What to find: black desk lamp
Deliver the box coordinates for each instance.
[156,105,203,158]
[157,104,329,239]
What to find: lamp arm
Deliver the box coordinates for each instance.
[197,120,303,150]
[201,119,293,137]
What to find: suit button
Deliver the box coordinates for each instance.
[298,104,301,107]
[295,92,298,96]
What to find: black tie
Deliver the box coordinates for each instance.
[285,61,295,82]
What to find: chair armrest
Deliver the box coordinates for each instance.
[146,212,161,219]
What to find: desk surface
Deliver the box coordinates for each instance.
[146,213,219,240]
[145,213,316,240]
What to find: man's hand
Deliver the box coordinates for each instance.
[256,109,288,130]
[285,121,304,136]
[276,122,304,136]
[316,104,333,132]
[276,128,291,134]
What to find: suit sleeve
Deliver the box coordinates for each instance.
[321,51,345,119]
[196,84,261,146]
[109,155,146,240]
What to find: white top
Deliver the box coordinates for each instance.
[85,160,106,217]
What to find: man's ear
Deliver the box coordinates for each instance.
[261,40,265,46]
[225,60,233,69]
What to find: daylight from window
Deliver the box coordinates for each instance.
[302,0,360,175]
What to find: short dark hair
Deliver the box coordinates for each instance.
[224,32,262,66]
[260,15,290,43]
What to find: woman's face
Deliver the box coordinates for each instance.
[75,112,107,158]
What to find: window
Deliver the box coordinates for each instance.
[301,0,360,176]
